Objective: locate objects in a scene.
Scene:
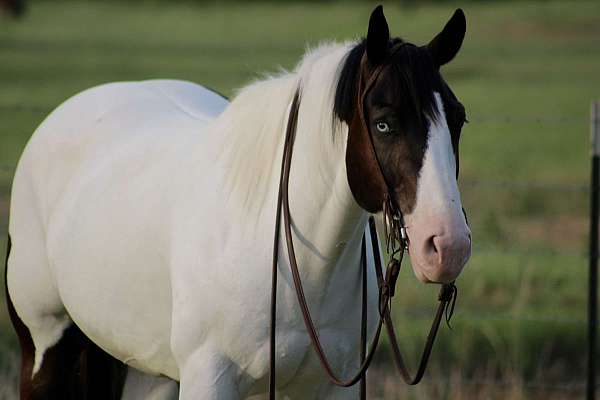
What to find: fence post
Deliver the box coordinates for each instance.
[589,100,600,400]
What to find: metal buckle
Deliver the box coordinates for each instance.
[400,226,408,249]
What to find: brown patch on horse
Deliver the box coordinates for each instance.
[345,101,389,213]
[4,235,127,399]
[335,7,467,216]
[78,336,129,400]
[344,48,433,215]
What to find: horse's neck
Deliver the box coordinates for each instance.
[265,97,366,324]
[266,76,366,311]
[285,90,365,276]
[211,42,366,299]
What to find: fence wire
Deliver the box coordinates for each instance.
[0,167,591,192]
[0,103,589,124]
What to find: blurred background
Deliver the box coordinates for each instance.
[0,0,599,399]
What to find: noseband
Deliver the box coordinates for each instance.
[269,43,459,399]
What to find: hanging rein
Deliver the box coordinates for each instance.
[269,43,459,399]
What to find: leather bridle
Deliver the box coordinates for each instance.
[269,43,459,399]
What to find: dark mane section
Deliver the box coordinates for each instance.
[333,39,367,123]
[333,38,442,126]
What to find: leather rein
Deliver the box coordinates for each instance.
[269,43,458,399]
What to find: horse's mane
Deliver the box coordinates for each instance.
[214,41,355,216]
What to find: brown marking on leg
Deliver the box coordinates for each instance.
[78,336,128,400]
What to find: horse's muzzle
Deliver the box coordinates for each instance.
[406,215,471,284]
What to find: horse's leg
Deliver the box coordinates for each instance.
[121,367,179,400]
[7,289,126,400]
[6,168,81,398]
[6,225,126,399]
[6,275,81,400]
[23,324,126,400]
[5,224,81,399]
[177,349,241,400]
[78,334,128,400]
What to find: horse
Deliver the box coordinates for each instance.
[0,0,25,17]
[5,5,471,399]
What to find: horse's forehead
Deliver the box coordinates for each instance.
[365,66,399,104]
[366,61,440,112]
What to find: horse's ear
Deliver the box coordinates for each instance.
[367,5,389,66]
[427,9,466,68]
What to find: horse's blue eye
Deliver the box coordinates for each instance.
[376,121,390,133]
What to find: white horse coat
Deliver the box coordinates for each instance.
[8,44,383,398]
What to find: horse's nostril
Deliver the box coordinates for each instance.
[411,227,471,283]
[426,235,439,256]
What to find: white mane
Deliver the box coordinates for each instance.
[213,41,356,216]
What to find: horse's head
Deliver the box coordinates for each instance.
[335,6,471,284]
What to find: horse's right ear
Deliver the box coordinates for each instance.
[367,5,389,66]
[427,9,466,67]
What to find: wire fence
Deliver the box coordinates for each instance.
[0,102,589,123]
[0,106,592,185]
[0,164,590,187]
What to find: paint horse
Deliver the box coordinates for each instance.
[6,6,471,399]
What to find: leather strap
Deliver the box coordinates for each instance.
[268,84,457,399]
[270,91,385,395]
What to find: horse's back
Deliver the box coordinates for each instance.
[32,79,228,149]
[13,79,227,221]
[8,79,228,380]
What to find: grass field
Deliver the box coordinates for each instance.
[1,0,600,398]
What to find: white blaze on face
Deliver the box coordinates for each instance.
[404,92,471,283]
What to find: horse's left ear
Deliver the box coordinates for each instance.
[427,9,466,68]
[367,5,390,66]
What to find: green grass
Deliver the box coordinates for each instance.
[1,0,599,397]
